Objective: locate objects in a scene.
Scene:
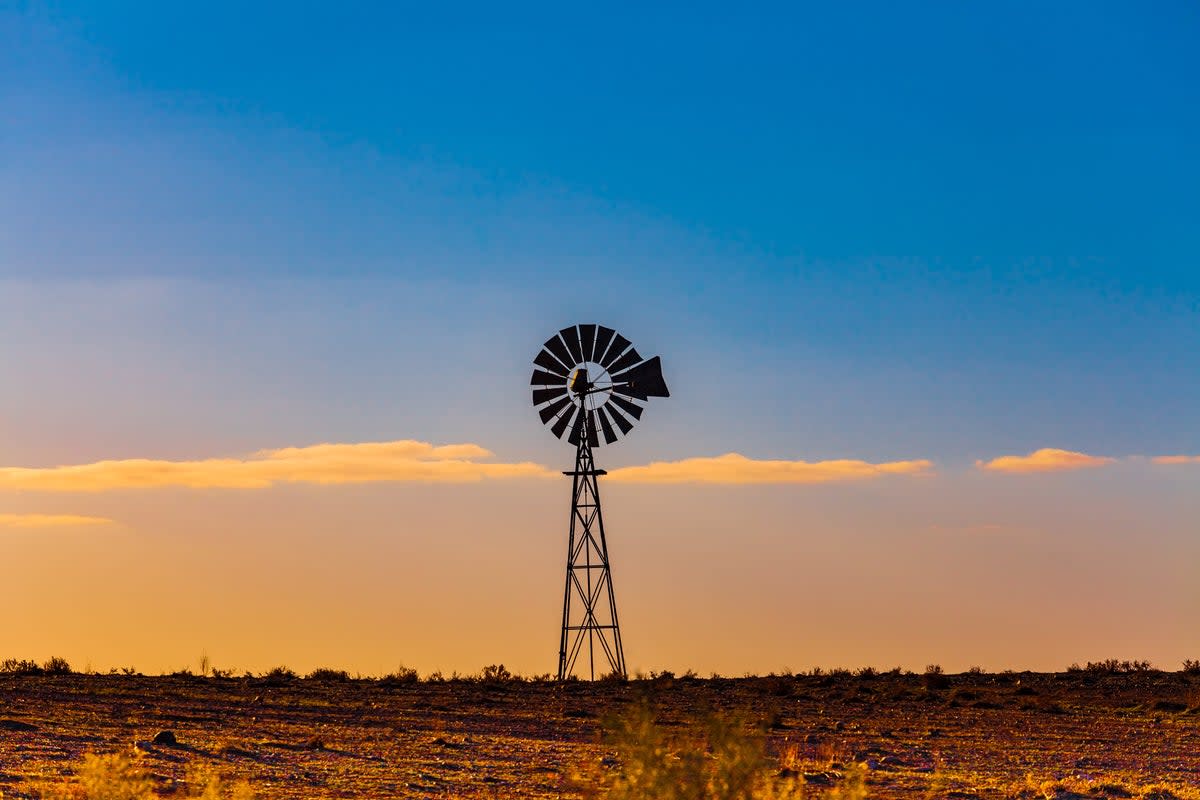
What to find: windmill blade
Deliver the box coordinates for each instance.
[599,333,632,369]
[608,394,644,421]
[604,401,635,435]
[559,325,584,365]
[567,409,586,446]
[551,404,576,439]
[606,347,643,377]
[578,324,598,362]
[612,355,670,400]
[536,396,572,423]
[593,326,617,365]
[531,369,567,386]
[544,335,574,371]
[533,386,569,406]
[534,349,570,376]
[593,326,616,363]
[596,406,619,444]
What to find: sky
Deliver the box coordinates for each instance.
[1,1,1198,677]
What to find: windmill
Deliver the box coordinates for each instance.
[530,324,670,680]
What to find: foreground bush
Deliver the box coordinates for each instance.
[583,703,865,799]
[44,752,254,799]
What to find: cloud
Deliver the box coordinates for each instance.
[605,453,934,484]
[1152,455,1200,465]
[975,448,1115,474]
[0,440,555,492]
[0,513,114,529]
[0,441,937,491]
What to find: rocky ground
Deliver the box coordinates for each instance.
[1,669,1199,798]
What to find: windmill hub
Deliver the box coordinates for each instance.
[530,324,670,680]
[569,366,592,394]
[568,363,613,409]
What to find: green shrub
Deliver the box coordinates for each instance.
[305,667,350,682]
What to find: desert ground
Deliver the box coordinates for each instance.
[2,665,1199,799]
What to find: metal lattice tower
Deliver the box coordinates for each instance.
[530,324,670,680]
[559,409,623,680]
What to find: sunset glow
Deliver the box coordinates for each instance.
[2,3,1196,681]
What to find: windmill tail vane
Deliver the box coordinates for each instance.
[529,324,669,680]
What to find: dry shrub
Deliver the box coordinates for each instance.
[922,664,949,690]
[260,666,296,686]
[580,703,828,799]
[64,753,155,800]
[0,658,42,675]
[1066,659,1154,675]
[480,663,516,683]
[45,751,255,799]
[379,665,419,685]
[43,656,72,675]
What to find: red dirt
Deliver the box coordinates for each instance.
[1,670,1198,798]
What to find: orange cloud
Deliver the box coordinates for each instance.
[0,440,555,492]
[975,448,1115,474]
[0,442,938,491]
[606,453,934,484]
[1152,455,1200,465]
[0,513,114,528]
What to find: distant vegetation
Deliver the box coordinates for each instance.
[0,656,73,676]
[6,657,1200,682]
[1066,659,1155,674]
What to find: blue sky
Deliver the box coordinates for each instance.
[6,2,1199,463]
[5,0,1198,462]
[1,3,1198,673]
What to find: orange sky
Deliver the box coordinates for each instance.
[3,441,1197,677]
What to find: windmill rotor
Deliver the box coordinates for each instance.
[530,324,669,446]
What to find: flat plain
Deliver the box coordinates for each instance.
[1,668,1198,798]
